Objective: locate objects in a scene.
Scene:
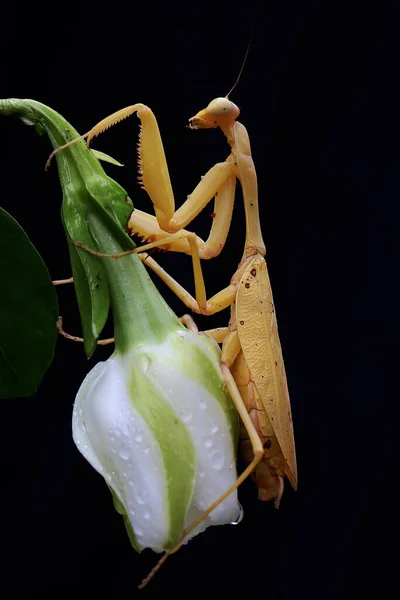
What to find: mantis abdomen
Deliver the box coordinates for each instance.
[231,350,286,504]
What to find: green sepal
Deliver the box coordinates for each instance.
[110,488,141,553]
[0,99,134,357]
[91,149,124,167]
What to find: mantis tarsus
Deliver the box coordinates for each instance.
[50,92,298,588]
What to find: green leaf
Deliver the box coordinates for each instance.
[0,208,59,398]
[91,149,124,167]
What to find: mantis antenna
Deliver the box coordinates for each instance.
[225,31,254,99]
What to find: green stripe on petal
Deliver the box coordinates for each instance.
[126,356,196,549]
[167,330,239,449]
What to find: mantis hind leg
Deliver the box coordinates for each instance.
[129,171,236,259]
[138,330,264,590]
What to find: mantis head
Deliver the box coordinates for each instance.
[188,97,240,129]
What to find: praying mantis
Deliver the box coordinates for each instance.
[49,87,298,587]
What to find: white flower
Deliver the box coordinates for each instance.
[73,325,240,552]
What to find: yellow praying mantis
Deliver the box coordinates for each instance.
[49,74,298,588]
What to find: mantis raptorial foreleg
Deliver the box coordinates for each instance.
[131,171,237,260]
[46,104,237,242]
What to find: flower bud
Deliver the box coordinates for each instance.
[73,325,240,552]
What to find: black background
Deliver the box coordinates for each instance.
[1,1,399,598]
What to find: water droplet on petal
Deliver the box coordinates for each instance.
[199,401,207,411]
[119,447,130,460]
[135,432,143,443]
[179,408,193,423]
[142,446,150,455]
[198,496,208,510]
[231,503,244,525]
[136,491,146,505]
[204,438,213,448]
[139,354,151,372]
[135,525,144,536]
[208,449,224,470]
[209,420,219,435]
[143,510,150,520]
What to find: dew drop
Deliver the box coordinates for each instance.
[119,447,130,460]
[142,446,150,455]
[208,449,224,470]
[129,480,134,487]
[143,510,150,520]
[135,525,144,536]
[136,491,146,505]
[199,470,205,479]
[179,408,193,423]
[199,401,207,411]
[203,438,213,448]
[135,432,143,443]
[130,509,136,517]
[198,496,208,510]
[230,503,244,525]
[139,354,151,372]
[209,420,219,435]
